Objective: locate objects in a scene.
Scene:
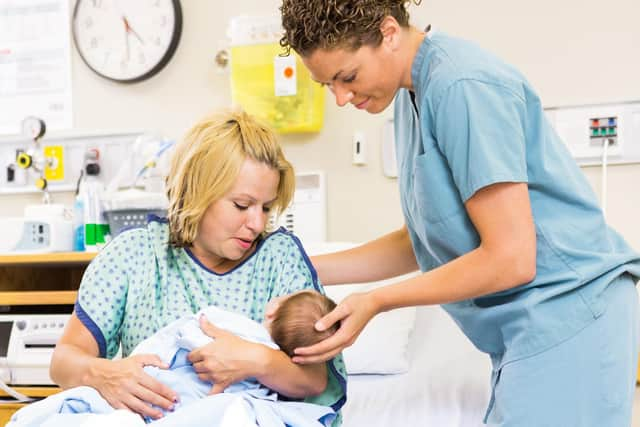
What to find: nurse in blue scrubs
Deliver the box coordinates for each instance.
[279,0,640,425]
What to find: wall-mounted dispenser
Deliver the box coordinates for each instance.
[227,16,325,134]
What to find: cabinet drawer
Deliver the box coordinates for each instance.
[0,403,26,425]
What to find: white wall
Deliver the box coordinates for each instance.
[1,0,639,249]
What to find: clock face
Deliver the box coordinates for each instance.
[72,0,182,83]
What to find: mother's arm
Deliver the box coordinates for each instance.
[188,317,327,397]
[50,313,178,419]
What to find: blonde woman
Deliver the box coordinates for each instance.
[50,110,346,424]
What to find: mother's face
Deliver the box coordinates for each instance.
[192,158,280,267]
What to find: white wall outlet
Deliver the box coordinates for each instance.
[352,131,367,165]
[382,118,398,178]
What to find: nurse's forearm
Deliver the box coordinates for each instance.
[312,225,419,285]
[254,347,327,398]
[370,244,536,311]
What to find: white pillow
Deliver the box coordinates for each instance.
[304,242,418,375]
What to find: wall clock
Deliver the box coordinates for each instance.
[72,0,182,83]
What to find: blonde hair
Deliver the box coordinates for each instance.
[165,110,295,247]
[270,290,338,357]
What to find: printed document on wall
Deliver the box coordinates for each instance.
[0,0,73,135]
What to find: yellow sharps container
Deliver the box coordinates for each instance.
[228,16,324,134]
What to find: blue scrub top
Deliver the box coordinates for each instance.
[395,31,640,367]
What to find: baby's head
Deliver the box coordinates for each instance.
[267,290,338,357]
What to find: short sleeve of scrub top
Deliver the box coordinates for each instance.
[432,79,529,201]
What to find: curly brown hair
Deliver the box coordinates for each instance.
[280,0,422,57]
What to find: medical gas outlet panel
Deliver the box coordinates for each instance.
[589,116,618,147]
[0,131,141,195]
[545,101,640,165]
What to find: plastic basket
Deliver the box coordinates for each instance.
[104,209,166,237]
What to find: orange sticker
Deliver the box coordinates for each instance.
[284,66,294,78]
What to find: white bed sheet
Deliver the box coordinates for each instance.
[341,305,492,427]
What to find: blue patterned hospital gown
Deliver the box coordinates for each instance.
[74,218,346,423]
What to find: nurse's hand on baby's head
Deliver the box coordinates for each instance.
[293,291,375,365]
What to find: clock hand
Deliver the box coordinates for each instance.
[122,16,130,61]
[123,16,144,44]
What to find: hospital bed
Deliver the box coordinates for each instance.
[307,243,492,427]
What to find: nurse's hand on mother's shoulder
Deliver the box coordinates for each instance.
[87,354,177,420]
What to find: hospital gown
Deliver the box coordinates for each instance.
[8,305,336,427]
[9,219,345,426]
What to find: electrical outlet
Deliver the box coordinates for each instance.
[352,131,367,165]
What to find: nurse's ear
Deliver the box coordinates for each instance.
[379,15,402,51]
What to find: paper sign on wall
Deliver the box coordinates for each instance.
[274,55,297,97]
[0,0,73,135]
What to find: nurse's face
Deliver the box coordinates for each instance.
[191,157,279,270]
[303,42,402,114]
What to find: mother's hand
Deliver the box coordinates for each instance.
[89,354,177,420]
[292,292,378,364]
[188,316,266,395]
